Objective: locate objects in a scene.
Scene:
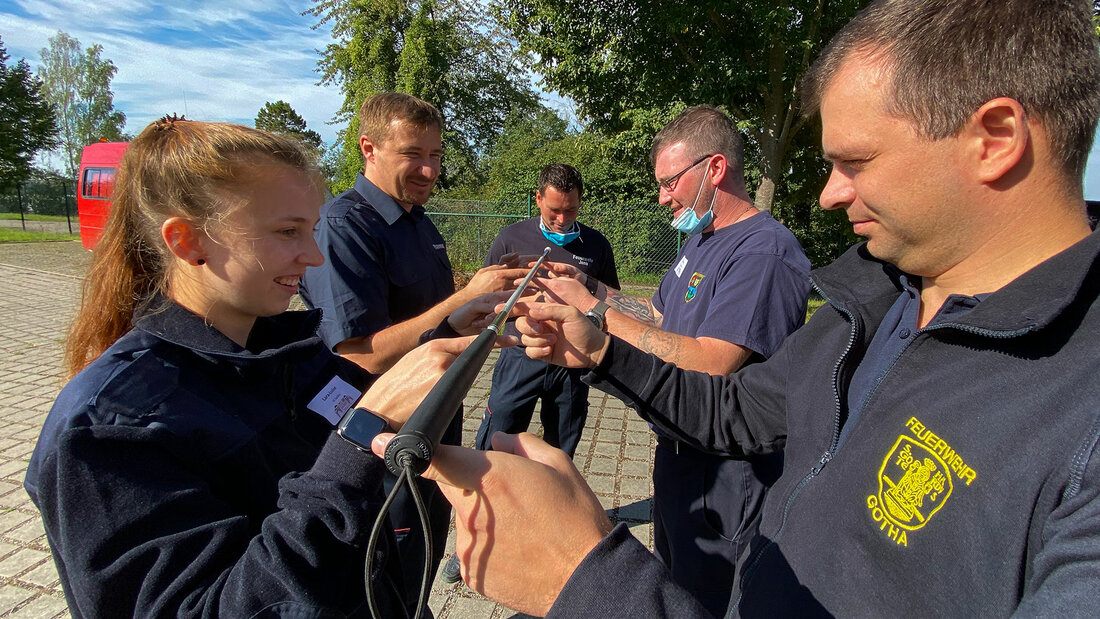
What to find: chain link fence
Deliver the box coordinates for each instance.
[426,197,683,286]
[0,185,682,286]
[0,178,79,234]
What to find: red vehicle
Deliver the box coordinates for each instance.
[76,141,129,250]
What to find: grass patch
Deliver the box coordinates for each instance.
[0,213,75,222]
[0,228,79,243]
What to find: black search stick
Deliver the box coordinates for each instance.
[384,248,552,476]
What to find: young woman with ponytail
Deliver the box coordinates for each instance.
[25,116,487,618]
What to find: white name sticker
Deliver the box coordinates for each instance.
[674,256,689,278]
[306,375,362,426]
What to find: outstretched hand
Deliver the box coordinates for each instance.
[447,290,526,335]
[356,334,516,429]
[371,432,612,616]
[465,263,532,296]
[511,301,610,368]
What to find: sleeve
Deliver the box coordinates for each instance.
[598,237,621,290]
[484,228,510,268]
[583,335,791,457]
[1013,430,1100,617]
[35,429,409,618]
[697,253,809,358]
[304,212,394,350]
[547,525,715,618]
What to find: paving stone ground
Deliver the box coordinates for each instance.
[0,241,654,618]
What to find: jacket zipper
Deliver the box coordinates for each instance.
[733,293,1035,612]
[733,284,858,610]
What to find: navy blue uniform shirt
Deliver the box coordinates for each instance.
[654,212,810,358]
[485,216,620,288]
[300,174,455,350]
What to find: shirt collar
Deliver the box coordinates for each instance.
[134,296,324,361]
[353,173,425,226]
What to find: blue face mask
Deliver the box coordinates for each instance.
[669,173,718,236]
[540,220,580,246]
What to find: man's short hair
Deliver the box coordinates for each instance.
[650,106,745,179]
[538,163,584,199]
[801,0,1100,182]
[358,92,444,145]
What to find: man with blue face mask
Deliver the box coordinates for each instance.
[530,106,810,616]
[474,164,619,458]
[438,163,619,583]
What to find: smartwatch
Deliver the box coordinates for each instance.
[584,301,610,332]
[336,407,390,453]
[584,274,600,296]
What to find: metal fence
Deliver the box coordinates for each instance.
[0,178,79,233]
[426,198,682,283]
[0,184,681,284]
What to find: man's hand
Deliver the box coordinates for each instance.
[447,291,520,335]
[371,432,613,616]
[532,274,598,312]
[499,252,547,269]
[356,334,516,429]
[512,301,610,368]
[464,263,532,297]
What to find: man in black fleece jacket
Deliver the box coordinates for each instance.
[372,0,1100,616]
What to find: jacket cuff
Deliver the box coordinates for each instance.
[309,433,386,488]
[582,336,654,400]
[419,316,461,345]
[548,524,710,618]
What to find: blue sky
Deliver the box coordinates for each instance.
[1,0,347,153]
[4,0,1100,196]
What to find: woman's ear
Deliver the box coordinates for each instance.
[161,217,207,266]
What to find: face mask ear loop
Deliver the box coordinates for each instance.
[687,166,709,217]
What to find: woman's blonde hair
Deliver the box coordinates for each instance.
[64,116,319,377]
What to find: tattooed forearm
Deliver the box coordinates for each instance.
[606,291,659,325]
[638,328,682,364]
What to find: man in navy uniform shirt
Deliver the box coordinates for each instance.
[476,164,619,458]
[299,92,528,607]
[534,106,810,616]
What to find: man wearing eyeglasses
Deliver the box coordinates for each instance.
[534,105,810,615]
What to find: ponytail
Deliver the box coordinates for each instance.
[64,116,317,377]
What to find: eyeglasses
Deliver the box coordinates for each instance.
[658,154,715,192]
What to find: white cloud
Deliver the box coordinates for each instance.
[2,0,345,146]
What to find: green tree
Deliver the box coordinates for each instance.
[38,31,127,177]
[498,0,868,213]
[255,100,324,152]
[0,37,59,192]
[307,0,538,192]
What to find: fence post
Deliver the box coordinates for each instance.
[17,184,26,230]
[63,180,73,234]
[527,191,532,219]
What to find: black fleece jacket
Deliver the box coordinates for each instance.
[25,301,409,618]
[554,228,1100,618]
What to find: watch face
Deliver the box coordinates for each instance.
[337,408,388,451]
[585,312,603,330]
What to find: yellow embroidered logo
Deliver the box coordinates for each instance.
[866,417,977,547]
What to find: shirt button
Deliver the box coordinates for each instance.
[899,328,911,339]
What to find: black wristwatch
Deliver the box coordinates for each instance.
[584,274,600,295]
[336,407,390,453]
[584,301,610,332]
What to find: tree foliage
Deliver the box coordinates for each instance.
[255,100,324,152]
[307,0,539,192]
[498,0,867,212]
[0,36,59,192]
[37,31,126,177]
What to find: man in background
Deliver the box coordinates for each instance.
[299,92,528,607]
[528,106,810,615]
